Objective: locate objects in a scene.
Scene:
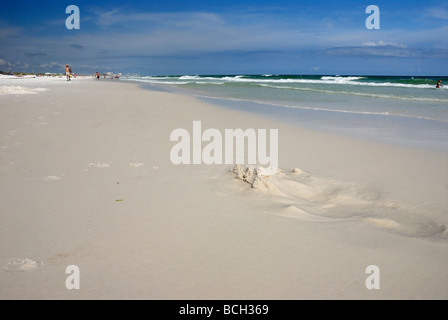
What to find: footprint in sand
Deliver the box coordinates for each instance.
[129,163,144,167]
[2,258,43,272]
[89,162,110,168]
[44,175,62,181]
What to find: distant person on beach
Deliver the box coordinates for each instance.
[65,64,72,81]
[95,72,100,80]
[436,80,442,88]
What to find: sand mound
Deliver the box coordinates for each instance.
[231,165,448,240]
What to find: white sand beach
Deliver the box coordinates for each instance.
[0,76,447,299]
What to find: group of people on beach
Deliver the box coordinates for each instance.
[65,65,105,81]
[94,72,120,80]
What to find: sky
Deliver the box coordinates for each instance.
[0,0,447,75]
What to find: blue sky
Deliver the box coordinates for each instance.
[0,0,447,75]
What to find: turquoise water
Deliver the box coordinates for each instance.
[122,74,448,151]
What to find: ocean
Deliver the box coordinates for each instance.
[122,75,448,151]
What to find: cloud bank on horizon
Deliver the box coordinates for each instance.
[0,0,447,75]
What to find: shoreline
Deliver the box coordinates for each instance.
[196,95,448,153]
[125,79,448,153]
[1,77,447,299]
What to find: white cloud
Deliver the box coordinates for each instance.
[361,41,407,49]
[62,10,334,58]
[424,6,448,20]
[0,26,22,38]
[39,61,65,69]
